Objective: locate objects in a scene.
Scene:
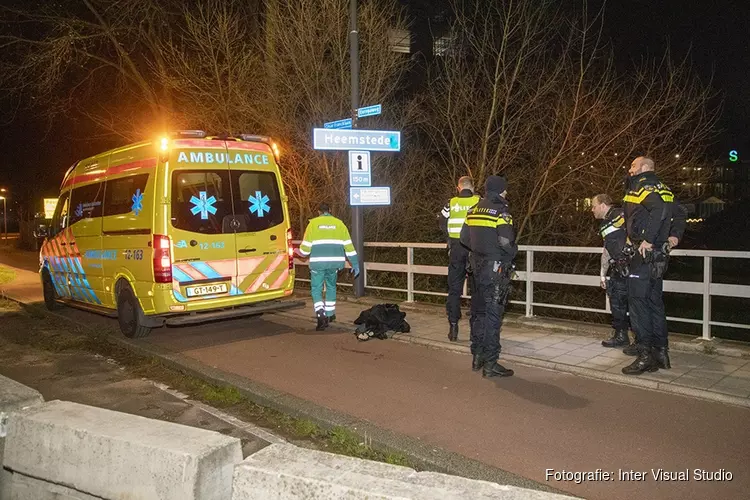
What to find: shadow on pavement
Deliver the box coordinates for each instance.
[491,375,590,410]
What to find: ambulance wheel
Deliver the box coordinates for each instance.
[42,270,59,311]
[117,285,152,338]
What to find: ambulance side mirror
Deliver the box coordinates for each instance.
[33,224,49,239]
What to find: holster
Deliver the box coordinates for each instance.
[609,257,630,278]
[493,263,514,305]
[466,252,474,275]
[645,243,670,279]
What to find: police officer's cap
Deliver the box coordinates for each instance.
[485,175,507,194]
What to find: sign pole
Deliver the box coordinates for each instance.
[350,0,365,297]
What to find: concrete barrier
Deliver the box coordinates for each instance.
[232,444,574,499]
[0,375,44,415]
[3,400,242,500]
[8,473,100,500]
[1,374,44,500]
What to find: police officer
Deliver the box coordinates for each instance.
[460,175,516,377]
[439,176,480,341]
[298,203,360,331]
[621,157,686,374]
[590,193,631,348]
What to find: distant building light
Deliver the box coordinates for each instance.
[388,29,410,54]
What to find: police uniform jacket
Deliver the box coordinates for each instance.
[459,192,517,263]
[599,207,627,258]
[623,171,686,246]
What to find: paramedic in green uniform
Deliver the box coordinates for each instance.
[298,203,360,330]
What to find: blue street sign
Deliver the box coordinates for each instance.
[350,187,391,206]
[349,151,371,187]
[313,128,401,152]
[323,118,352,129]
[323,104,382,129]
[357,104,382,118]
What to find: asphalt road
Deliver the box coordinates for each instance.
[128,312,747,500]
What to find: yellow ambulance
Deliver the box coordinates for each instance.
[39,131,302,337]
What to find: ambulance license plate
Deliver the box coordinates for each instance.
[186,283,228,297]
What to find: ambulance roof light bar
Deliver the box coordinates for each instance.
[238,134,272,144]
[171,130,207,138]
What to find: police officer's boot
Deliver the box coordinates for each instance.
[315,310,329,331]
[621,345,658,375]
[482,361,514,378]
[448,323,459,342]
[472,351,484,371]
[653,346,671,369]
[622,343,638,356]
[602,329,629,348]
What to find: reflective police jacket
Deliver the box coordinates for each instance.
[623,172,686,246]
[439,189,480,240]
[459,192,517,263]
[599,207,627,258]
[599,207,626,278]
[298,213,359,271]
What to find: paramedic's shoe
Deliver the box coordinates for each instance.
[315,311,329,331]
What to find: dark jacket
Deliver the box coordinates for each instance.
[599,206,627,258]
[459,191,517,262]
[623,171,686,245]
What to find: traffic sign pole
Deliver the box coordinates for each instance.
[350,0,365,297]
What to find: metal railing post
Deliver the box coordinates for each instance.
[406,246,414,302]
[702,256,712,340]
[525,250,534,317]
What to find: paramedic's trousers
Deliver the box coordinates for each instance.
[311,268,338,317]
[446,240,471,324]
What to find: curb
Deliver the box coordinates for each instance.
[0,295,566,496]
[372,297,750,360]
[392,334,750,409]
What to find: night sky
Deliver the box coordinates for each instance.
[586,0,750,158]
[0,0,748,210]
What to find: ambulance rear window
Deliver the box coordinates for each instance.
[171,171,232,234]
[232,171,284,232]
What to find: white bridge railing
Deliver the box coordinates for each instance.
[293,242,750,341]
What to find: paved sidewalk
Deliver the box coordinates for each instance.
[322,298,750,406]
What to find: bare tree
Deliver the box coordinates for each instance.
[0,0,188,138]
[424,0,717,245]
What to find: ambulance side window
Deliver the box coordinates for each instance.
[70,181,105,225]
[103,174,149,216]
[50,191,71,236]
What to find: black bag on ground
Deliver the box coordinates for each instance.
[353,303,410,341]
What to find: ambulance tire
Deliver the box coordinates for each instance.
[42,270,59,311]
[117,285,152,338]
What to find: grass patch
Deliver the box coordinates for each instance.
[0,265,15,285]
[0,300,416,469]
